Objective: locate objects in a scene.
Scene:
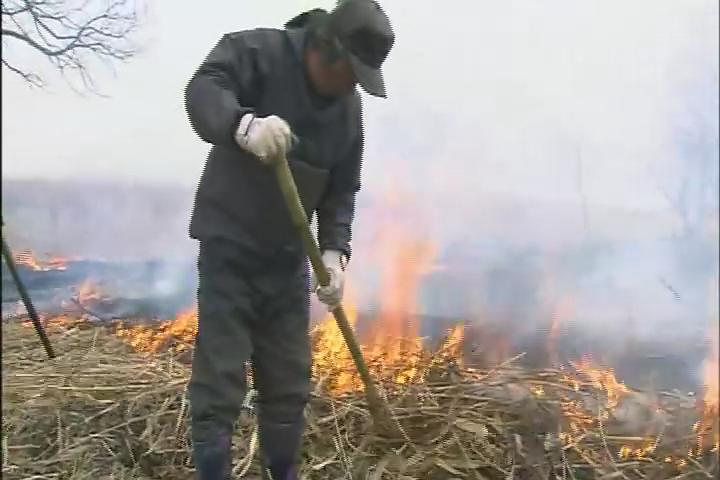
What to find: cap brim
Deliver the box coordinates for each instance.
[348,54,387,98]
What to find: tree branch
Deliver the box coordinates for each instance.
[1,0,141,93]
[2,57,43,86]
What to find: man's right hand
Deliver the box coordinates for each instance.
[234,113,292,163]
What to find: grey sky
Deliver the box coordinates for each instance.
[2,0,718,216]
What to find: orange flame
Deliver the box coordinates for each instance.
[76,280,111,305]
[695,313,719,454]
[573,355,630,410]
[21,314,81,329]
[115,307,198,354]
[310,216,445,393]
[365,224,437,387]
[703,323,719,416]
[13,249,68,271]
[547,295,574,366]
[430,324,465,371]
[312,288,363,392]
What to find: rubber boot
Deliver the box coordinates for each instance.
[261,463,298,480]
[192,431,233,480]
[258,418,304,480]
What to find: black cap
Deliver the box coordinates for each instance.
[328,0,394,98]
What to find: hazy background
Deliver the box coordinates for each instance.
[2,0,718,384]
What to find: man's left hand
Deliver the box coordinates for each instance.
[313,250,345,310]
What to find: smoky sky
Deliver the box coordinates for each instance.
[2,0,718,352]
[2,0,717,210]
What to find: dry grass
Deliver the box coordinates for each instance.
[2,317,718,480]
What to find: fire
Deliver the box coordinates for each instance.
[546,295,574,366]
[572,355,629,410]
[13,249,68,271]
[367,226,436,385]
[21,314,82,329]
[76,280,110,305]
[557,357,633,450]
[363,225,437,386]
[547,276,719,460]
[13,249,43,271]
[312,307,464,394]
[311,217,445,393]
[115,307,198,354]
[440,324,464,360]
[104,216,448,393]
[46,256,69,270]
[695,311,719,454]
[703,323,719,417]
[618,443,656,460]
[312,289,362,393]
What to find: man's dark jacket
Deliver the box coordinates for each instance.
[185,22,362,268]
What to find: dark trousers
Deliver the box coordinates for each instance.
[189,239,311,479]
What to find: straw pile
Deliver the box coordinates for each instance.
[2,316,718,480]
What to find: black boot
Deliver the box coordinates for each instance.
[258,418,304,480]
[265,467,298,480]
[192,431,232,480]
[261,463,298,480]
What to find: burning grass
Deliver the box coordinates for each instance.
[12,249,69,272]
[2,316,718,480]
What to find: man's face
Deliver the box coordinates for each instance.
[306,47,358,98]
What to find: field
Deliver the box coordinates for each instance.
[2,314,717,480]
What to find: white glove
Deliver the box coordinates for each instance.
[234,113,292,164]
[312,250,346,310]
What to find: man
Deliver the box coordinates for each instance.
[183,1,394,479]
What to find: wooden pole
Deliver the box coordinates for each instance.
[1,220,56,359]
[273,156,393,432]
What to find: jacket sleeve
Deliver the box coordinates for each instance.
[316,114,363,263]
[185,32,262,149]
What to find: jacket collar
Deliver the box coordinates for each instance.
[285,27,307,63]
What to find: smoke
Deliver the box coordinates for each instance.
[353,0,719,340]
[1,179,196,261]
[1,0,717,385]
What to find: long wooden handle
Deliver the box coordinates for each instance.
[273,157,392,431]
[1,232,56,359]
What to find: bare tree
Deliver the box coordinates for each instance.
[651,62,719,242]
[657,111,719,240]
[1,0,141,92]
